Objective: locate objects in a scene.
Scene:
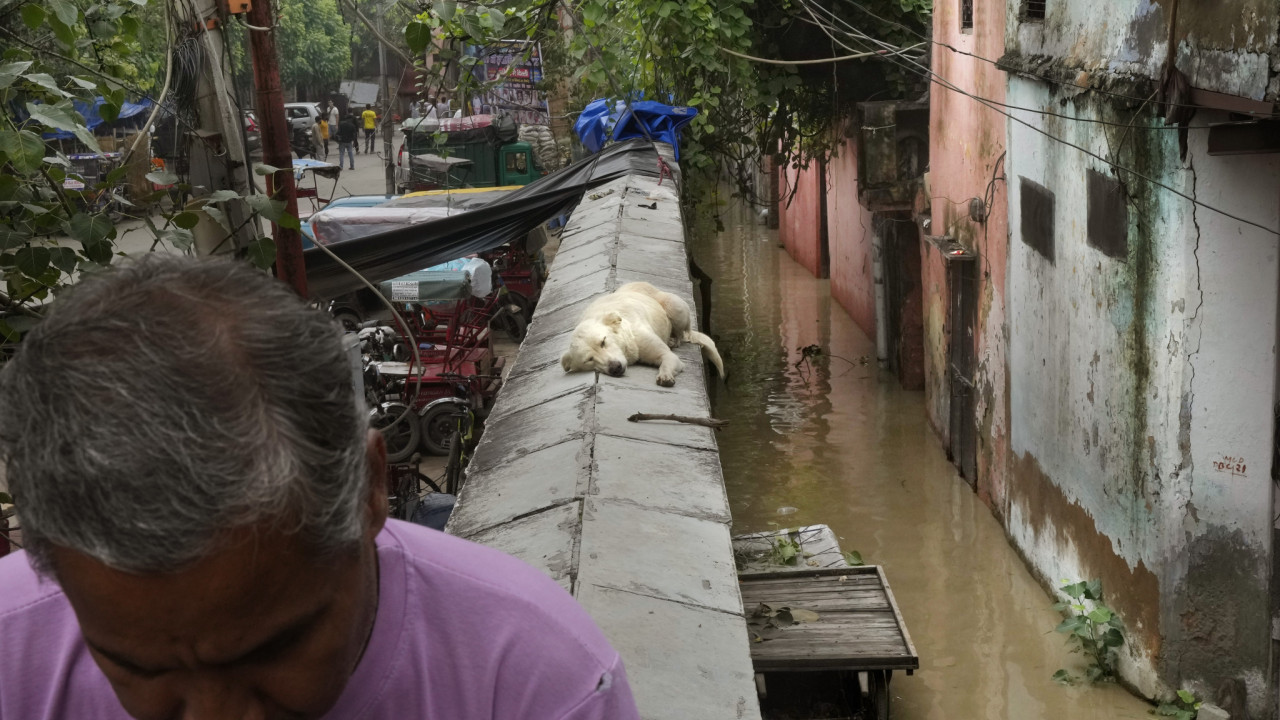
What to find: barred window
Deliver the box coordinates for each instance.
[1022,0,1046,21]
[960,0,974,31]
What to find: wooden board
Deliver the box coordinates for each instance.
[740,565,919,672]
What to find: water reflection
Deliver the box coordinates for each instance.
[692,202,1152,720]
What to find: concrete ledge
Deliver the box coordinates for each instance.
[446,147,761,720]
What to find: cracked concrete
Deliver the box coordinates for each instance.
[445,145,762,720]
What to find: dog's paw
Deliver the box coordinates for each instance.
[656,374,676,387]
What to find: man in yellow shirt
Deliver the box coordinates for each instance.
[361,106,377,154]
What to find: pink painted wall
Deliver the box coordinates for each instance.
[923,0,1010,509]
[826,140,876,338]
[777,162,822,278]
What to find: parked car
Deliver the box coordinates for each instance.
[283,102,321,132]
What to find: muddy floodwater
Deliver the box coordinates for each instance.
[690,202,1153,719]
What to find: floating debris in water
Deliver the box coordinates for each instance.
[777,506,797,516]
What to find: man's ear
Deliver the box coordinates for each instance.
[603,311,623,329]
[363,429,390,538]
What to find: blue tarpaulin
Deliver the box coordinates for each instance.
[40,96,153,140]
[573,98,698,159]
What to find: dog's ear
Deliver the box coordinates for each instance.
[561,351,573,372]
[603,311,623,329]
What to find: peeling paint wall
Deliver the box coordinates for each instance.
[778,162,824,277]
[827,140,877,337]
[923,0,1012,505]
[1004,67,1280,712]
[1007,0,1279,100]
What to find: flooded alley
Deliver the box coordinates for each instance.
[692,202,1155,720]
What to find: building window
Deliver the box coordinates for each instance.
[1087,169,1128,260]
[960,0,973,31]
[1021,0,1046,21]
[1019,177,1055,264]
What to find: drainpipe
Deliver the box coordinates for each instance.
[872,215,889,367]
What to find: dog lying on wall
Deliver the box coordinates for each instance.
[561,282,725,387]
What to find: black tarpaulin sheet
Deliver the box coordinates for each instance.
[303,139,666,300]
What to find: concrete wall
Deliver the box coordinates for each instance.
[1004,72,1280,711]
[778,161,824,277]
[922,0,1012,506]
[1005,0,1278,101]
[826,140,877,338]
[446,155,761,720]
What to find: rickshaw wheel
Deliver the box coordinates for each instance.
[333,310,361,332]
[491,306,527,343]
[420,402,466,456]
[371,402,420,463]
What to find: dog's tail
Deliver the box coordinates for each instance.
[684,331,725,378]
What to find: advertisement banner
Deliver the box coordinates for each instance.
[468,41,551,126]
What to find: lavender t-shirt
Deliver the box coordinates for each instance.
[0,520,640,719]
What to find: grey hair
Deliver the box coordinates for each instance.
[0,255,370,575]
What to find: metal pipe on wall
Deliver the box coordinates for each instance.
[872,216,889,367]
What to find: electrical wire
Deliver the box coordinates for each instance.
[793,0,1280,236]
[719,43,924,65]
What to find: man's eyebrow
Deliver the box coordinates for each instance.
[84,604,329,676]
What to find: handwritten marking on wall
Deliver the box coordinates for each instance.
[1212,456,1247,478]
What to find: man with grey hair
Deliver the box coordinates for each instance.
[0,255,639,719]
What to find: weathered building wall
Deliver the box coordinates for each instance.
[826,140,876,337]
[778,161,824,278]
[922,0,1012,506]
[1005,0,1278,102]
[1004,67,1280,711]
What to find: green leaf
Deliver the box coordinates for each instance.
[1055,616,1086,634]
[22,73,69,97]
[48,15,75,47]
[0,491,12,504]
[1084,579,1103,601]
[20,3,46,30]
[172,211,201,230]
[99,102,121,124]
[252,163,283,176]
[486,9,505,35]
[843,550,863,566]
[206,189,241,203]
[459,12,483,38]
[1087,608,1112,625]
[434,0,457,22]
[0,130,47,174]
[67,212,116,245]
[48,246,78,275]
[0,226,32,250]
[0,61,33,89]
[245,237,276,269]
[246,194,285,222]
[1051,669,1074,685]
[1051,602,1070,612]
[405,21,433,54]
[46,0,80,26]
[1102,628,1124,647]
[146,170,179,186]
[24,102,81,133]
[163,228,194,251]
[15,246,51,276]
[1060,581,1087,599]
[278,212,301,230]
[1176,689,1195,705]
[82,240,113,264]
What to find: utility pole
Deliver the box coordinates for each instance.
[378,0,395,195]
[182,0,256,254]
[246,0,307,296]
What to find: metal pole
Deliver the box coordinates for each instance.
[378,2,394,195]
[246,0,307,296]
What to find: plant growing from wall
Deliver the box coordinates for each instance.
[1153,689,1201,720]
[1050,579,1125,684]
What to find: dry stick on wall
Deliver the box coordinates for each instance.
[627,413,731,429]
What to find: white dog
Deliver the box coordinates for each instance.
[561,282,725,387]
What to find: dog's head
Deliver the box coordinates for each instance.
[562,312,628,377]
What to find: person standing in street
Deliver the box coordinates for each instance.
[361,105,378,154]
[435,94,451,120]
[336,112,357,170]
[312,115,326,160]
[318,113,330,158]
[327,101,339,142]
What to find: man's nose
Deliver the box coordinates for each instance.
[607,361,625,377]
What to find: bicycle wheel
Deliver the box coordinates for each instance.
[371,402,420,463]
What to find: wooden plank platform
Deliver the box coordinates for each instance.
[740,566,919,673]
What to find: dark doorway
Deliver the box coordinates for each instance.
[947,258,978,485]
[881,215,925,390]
